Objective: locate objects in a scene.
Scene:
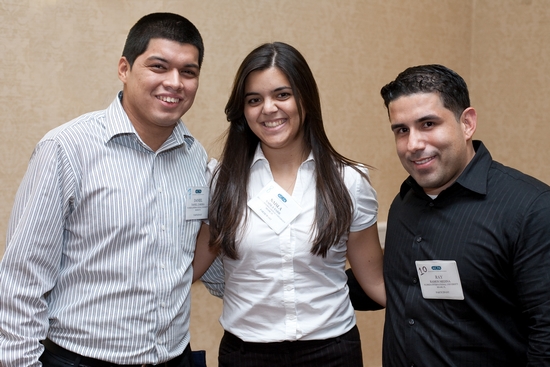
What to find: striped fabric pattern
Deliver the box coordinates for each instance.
[0,93,208,367]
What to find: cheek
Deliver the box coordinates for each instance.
[395,138,408,156]
[243,107,256,123]
[432,133,457,155]
[185,80,199,96]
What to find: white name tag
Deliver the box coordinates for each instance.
[186,187,209,220]
[415,260,464,300]
[247,181,302,234]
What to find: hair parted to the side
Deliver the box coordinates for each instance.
[380,64,470,121]
[209,42,372,260]
[122,12,204,68]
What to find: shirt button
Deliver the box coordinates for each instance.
[429,202,434,207]
[408,319,415,326]
[412,277,418,284]
[415,236,422,243]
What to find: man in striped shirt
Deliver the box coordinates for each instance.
[0,13,208,367]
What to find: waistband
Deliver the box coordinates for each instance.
[42,339,190,367]
[221,325,359,353]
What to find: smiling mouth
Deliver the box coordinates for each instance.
[157,96,181,103]
[263,119,286,128]
[413,156,435,165]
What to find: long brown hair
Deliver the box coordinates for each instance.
[210,42,371,259]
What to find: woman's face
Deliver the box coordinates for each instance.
[243,67,305,155]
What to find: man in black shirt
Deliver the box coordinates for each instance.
[351,64,550,366]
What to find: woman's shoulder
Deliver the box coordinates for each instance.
[342,163,370,181]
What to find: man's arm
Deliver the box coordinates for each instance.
[514,191,550,364]
[199,255,225,298]
[0,140,71,367]
[192,223,217,283]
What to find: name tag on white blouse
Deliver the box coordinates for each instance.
[415,260,464,300]
[186,187,209,220]
[247,181,302,234]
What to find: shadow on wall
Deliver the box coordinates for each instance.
[378,221,386,249]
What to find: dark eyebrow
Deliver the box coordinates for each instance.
[274,86,292,92]
[146,55,169,63]
[146,55,199,69]
[390,114,442,131]
[390,123,406,131]
[417,114,440,123]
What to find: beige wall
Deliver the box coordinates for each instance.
[1,1,549,366]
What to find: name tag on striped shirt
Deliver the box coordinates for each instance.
[186,187,209,220]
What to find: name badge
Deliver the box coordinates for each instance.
[186,187,209,220]
[247,181,302,234]
[415,260,464,300]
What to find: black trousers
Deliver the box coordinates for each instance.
[39,339,195,367]
[218,325,363,367]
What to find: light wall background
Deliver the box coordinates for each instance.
[1,1,549,366]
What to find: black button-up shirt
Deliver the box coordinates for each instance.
[383,141,550,366]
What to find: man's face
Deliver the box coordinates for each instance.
[388,92,476,196]
[118,38,200,138]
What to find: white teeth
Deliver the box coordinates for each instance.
[414,157,433,165]
[158,96,180,103]
[264,119,285,127]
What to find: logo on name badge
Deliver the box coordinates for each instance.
[277,193,287,203]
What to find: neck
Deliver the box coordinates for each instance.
[122,102,175,152]
[262,143,309,169]
[135,127,173,151]
[262,144,310,195]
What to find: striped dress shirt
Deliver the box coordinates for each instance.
[0,93,208,367]
[382,140,550,366]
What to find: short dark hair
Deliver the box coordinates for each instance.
[380,64,470,120]
[122,13,204,68]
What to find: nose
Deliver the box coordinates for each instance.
[407,129,425,152]
[262,98,278,115]
[164,69,183,90]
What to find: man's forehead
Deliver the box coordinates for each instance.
[390,92,442,105]
[388,93,448,124]
[141,38,200,64]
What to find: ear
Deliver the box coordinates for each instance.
[460,107,477,141]
[118,57,130,84]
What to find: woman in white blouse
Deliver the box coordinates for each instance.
[194,42,385,367]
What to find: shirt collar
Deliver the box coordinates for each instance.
[104,91,195,150]
[400,140,491,198]
[250,143,315,168]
